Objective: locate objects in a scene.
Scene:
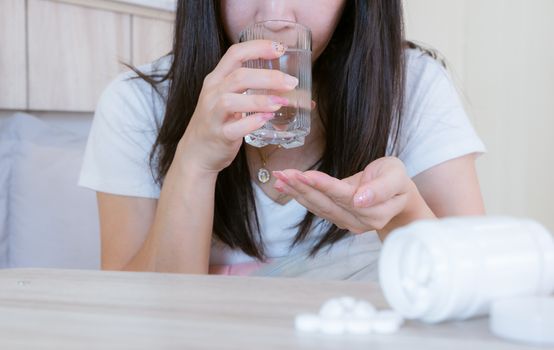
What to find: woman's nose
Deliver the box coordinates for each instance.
[255,0,297,23]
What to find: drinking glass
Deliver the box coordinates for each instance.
[239,20,312,149]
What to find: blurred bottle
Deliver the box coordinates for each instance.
[379,216,554,323]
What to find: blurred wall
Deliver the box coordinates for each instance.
[2,0,552,231]
[404,0,554,231]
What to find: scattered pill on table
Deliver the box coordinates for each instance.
[319,298,346,319]
[372,310,405,334]
[294,313,321,332]
[336,296,357,311]
[352,300,377,318]
[320,317,347,335]
[346,318,373,334]
[294,297,405,335]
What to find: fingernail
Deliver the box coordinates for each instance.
[285,75,299,88]
[256,112,275,122]
[269,95,289,106]
[354,190,374,207]
[274,183,286,193]
[273,171,290,184]
[272,41,286,55]
[296,173,314,186]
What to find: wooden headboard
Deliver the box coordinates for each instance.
[0,0,175,112]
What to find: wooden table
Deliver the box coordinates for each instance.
[0,268,541,349]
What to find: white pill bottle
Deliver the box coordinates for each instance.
[379,216,554,324]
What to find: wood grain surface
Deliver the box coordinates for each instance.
[0,268,538,350]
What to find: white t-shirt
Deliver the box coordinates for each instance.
[79,49,486,265]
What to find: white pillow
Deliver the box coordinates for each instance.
[3,113,100,269]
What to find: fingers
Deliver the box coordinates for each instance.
[273,170,364,232]
[221,113,274,141]
[276,89,312,110]
[216,93,289,118]
[299,171,357,207]
[222,67,298,93]
[354,158,409,208]
[272,167,411,233]
[209,40,288,82]
[342,172,363,188]
[354,194,408,231]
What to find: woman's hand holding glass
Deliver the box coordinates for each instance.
[176,40,299,174]
[272,157,436,236]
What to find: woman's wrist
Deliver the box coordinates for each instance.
[378,180,436,238]
[174,139,220,180]
[151,141,218,275]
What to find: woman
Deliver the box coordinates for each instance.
[79,0,485,276]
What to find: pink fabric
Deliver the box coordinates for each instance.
[209,261,266,276]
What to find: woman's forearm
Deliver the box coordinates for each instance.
[123,153,218,274]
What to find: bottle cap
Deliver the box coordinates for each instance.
[490,297,554,346]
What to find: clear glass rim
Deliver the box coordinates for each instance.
[239,19,311,38]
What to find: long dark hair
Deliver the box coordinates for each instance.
[132,0,406,260]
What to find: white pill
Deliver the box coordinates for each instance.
[320,317,347,335]
[377,310,404,325]
[319,298,346,319]
[337,296,357,311]
[294,313,321,333]
[352,300,377,319]
[346,318,373,334]
[372,310,405,334]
